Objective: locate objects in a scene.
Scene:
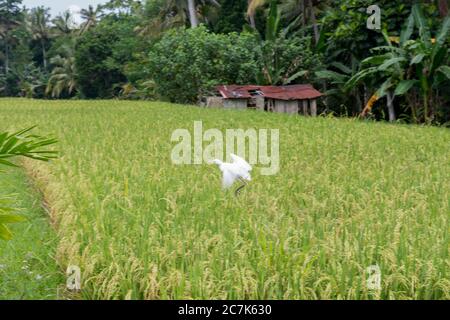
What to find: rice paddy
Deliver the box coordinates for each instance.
[0,98,449,300]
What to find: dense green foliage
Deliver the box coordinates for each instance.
[346,6,450,123]
[75,19,136,98]
[0,0,449,123]
[149,26,260,103]
[213,0,248,34]
[148,25,319,103]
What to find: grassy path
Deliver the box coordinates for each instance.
[0,166,63,300]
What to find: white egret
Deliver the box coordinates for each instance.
[212,154,252,196]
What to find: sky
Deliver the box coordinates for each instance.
[22,0,108,24]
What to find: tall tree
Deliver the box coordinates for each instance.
[186,0,220,28]
[28,6,51,70]
[52,11,74,36]
[247,0,324,42]
[187,0,199,27]
[101,0,143,16]
[80,5,102,34]
[136,0,188,38]
[0,0,23,74]
[247,0,265,29]
[307,0,319,45]
[46,43,77,98]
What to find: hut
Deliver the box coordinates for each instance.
[217,86,251,109]
[214,84,322,116]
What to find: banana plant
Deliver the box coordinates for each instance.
[0,126,57,240]
[255,0,314,85]
[345,11,415,122]
[346,4,450,123]
[408,4,450,123]
[315,58,364,115]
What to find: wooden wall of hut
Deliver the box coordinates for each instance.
[206,97,224,108]
[274,100,299,114]
[255,97,265,111]
[223,99,248,109]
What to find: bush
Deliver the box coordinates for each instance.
[256,36,322,85]
[148,26,260,103]
[75,18,139,98]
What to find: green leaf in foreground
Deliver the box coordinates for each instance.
[0,126,58,167]
[0,126,58,240]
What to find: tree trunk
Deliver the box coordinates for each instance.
[308,0,319,45]
[363,85,369,108]
[386,91,396,122]
[429,93,435,123]
[4,39,9,74]
[247,0,257,29]
[187,0,199,28]
[249,13,256,29]
[42,40,47,70]
[301,0,306,27]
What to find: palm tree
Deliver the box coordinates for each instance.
[247,0,265,29]
[101,0,143,16]
[52,10,74,36]
[187,0,199,27]
[279,0,305,26]
[80,5,102,34]
[306,0,319,45]
[247,0,323,43]
[0,0,23,74]
[186,0,220,28]
[135,0,188,38]
[28,7,51,70]
[137,0,220,33]
[46,42,77,98]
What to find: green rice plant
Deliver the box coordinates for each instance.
[0,98,448,299]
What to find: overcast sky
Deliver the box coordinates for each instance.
[22,0,108,24]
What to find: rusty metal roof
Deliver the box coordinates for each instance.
[217,84,322,100]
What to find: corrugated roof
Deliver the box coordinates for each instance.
[217,84,322,100]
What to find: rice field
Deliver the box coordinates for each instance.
[1,98,449,300]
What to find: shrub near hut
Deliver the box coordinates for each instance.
[148,26,260,104]
[148,26,321,105]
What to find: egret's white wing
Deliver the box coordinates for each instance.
[230,153,252,172]
[222,169,235,189]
